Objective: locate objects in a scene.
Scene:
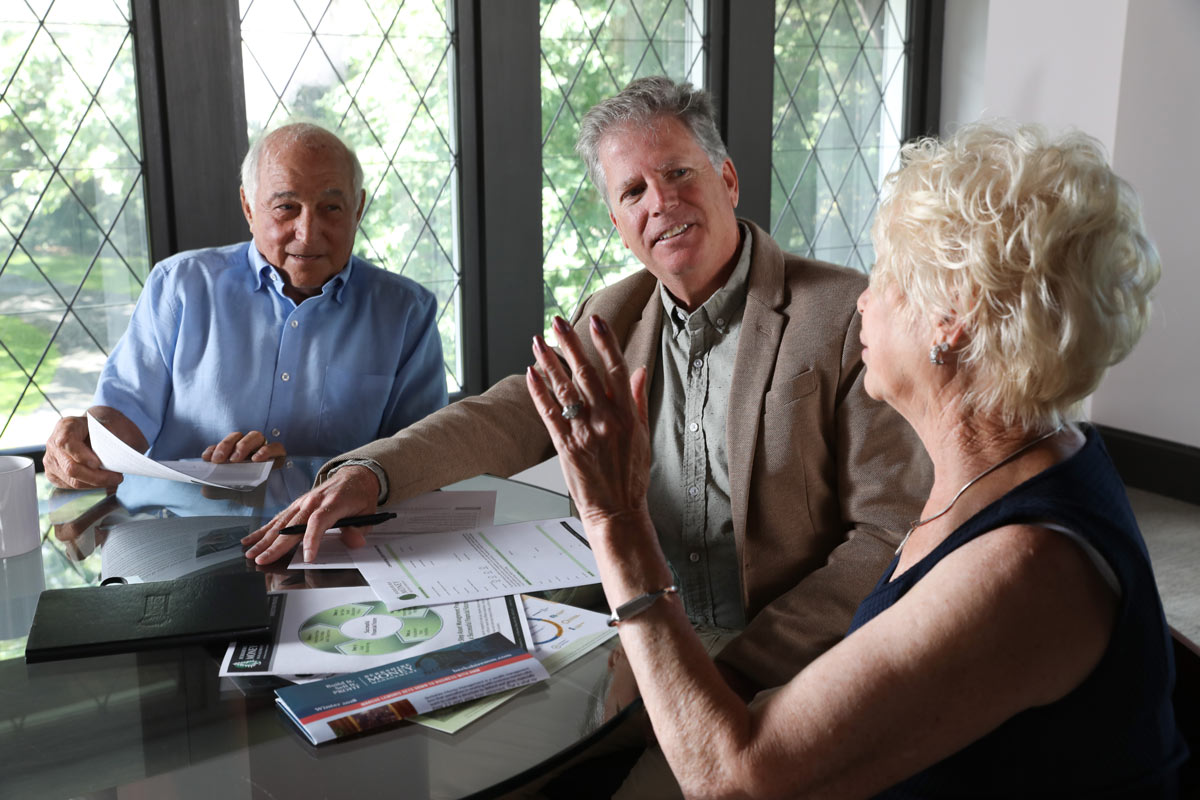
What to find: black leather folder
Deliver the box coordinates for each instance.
[25,572,271,664]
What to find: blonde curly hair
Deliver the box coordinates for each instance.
[870,121,1161,430]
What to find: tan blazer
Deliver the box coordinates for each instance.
[322,220,931,689]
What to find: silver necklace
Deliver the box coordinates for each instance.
[895,426,1064,555]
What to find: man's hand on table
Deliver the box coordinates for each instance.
[44,409,143,490]
[201,430,286,463]
[242,464,381,565]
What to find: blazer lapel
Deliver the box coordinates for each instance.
[728,222,786,561]
[623,286,663,376]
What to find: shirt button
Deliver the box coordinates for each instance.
[716,317,725,327]
[687,485,699,498]
[271,428,281,437]
[290,320,299,328]
[689,552,701,563]
[692,358,703,369]
[281,372,290,382]
[688,422,699,433]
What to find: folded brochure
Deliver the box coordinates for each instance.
[275,631,549,744]
[409,594,617,734]
[219,586,530,678]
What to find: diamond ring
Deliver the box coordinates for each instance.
[561,402,584,420]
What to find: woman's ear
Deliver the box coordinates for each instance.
[939,314,968,348]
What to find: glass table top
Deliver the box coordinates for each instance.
[0,459,630,800]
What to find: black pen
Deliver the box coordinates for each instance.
[277,511,397,537]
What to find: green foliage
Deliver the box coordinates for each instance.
[771,0,907,272]
[1,6,149,446]
[0,314,61,418]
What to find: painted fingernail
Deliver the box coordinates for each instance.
[532,335,546,353]
[552,316,570,334]
[591,316,609,335]
[303,548,312,563]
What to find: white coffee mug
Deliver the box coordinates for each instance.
[0,456,40,558]
[0,544,44,639]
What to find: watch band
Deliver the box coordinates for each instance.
[607,585,678,627]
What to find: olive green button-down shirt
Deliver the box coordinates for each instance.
[647,224,753,630]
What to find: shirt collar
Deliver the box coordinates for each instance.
[247,245,353,303]
[660,222,752,335]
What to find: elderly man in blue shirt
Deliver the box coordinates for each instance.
[44,122,447,489]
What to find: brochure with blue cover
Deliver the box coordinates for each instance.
[274,631,549,745]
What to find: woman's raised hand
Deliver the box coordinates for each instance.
[525,315,651,527]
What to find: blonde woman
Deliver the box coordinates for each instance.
[527,122,1186,797]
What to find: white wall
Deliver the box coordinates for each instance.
[938,0,989,131]
[939,0,1200,448]
[1096,0,1200,448]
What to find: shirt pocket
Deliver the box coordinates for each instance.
[316,365,395,451]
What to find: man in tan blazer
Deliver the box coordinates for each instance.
[246,77,929,692]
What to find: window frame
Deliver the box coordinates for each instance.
[7,0,943,466]
[710,0,945,237]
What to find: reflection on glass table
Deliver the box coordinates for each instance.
[0,460,631,800]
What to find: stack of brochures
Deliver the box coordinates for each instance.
[274,632,549,745]
[220,586,617,738]
[94,483,617,743]
[234,494,615,740]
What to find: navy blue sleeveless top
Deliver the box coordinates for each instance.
[846,426,1187,798]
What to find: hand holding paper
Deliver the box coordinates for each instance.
[87,413,271,491]
[44,411,138,490]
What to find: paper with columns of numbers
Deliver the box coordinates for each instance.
[350,517,601,610]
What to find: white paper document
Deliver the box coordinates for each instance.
[88,412,272,491]
[218,585,532,678]
[350,516,601,610]
[287,490,498,570]
[101,515,255,583]
[523,594,617,666]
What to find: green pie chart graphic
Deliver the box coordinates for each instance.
[299,601,444,655]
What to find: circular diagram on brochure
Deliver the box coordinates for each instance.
[529,617,564,646]
[299,601,444,655]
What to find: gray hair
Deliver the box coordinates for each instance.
[575,76,729,206]
[240,121,364,208]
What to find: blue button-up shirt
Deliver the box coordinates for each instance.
[95,242,447,460]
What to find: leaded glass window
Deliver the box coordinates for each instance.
[240,0,463,392]
[0,1,149,451]
[540,0,706,334]
[772,0,908,272]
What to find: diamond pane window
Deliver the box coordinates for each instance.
[541,0,706,334]
[772,0,908,272]
[0,1,150,450]
[241,0,463,393]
